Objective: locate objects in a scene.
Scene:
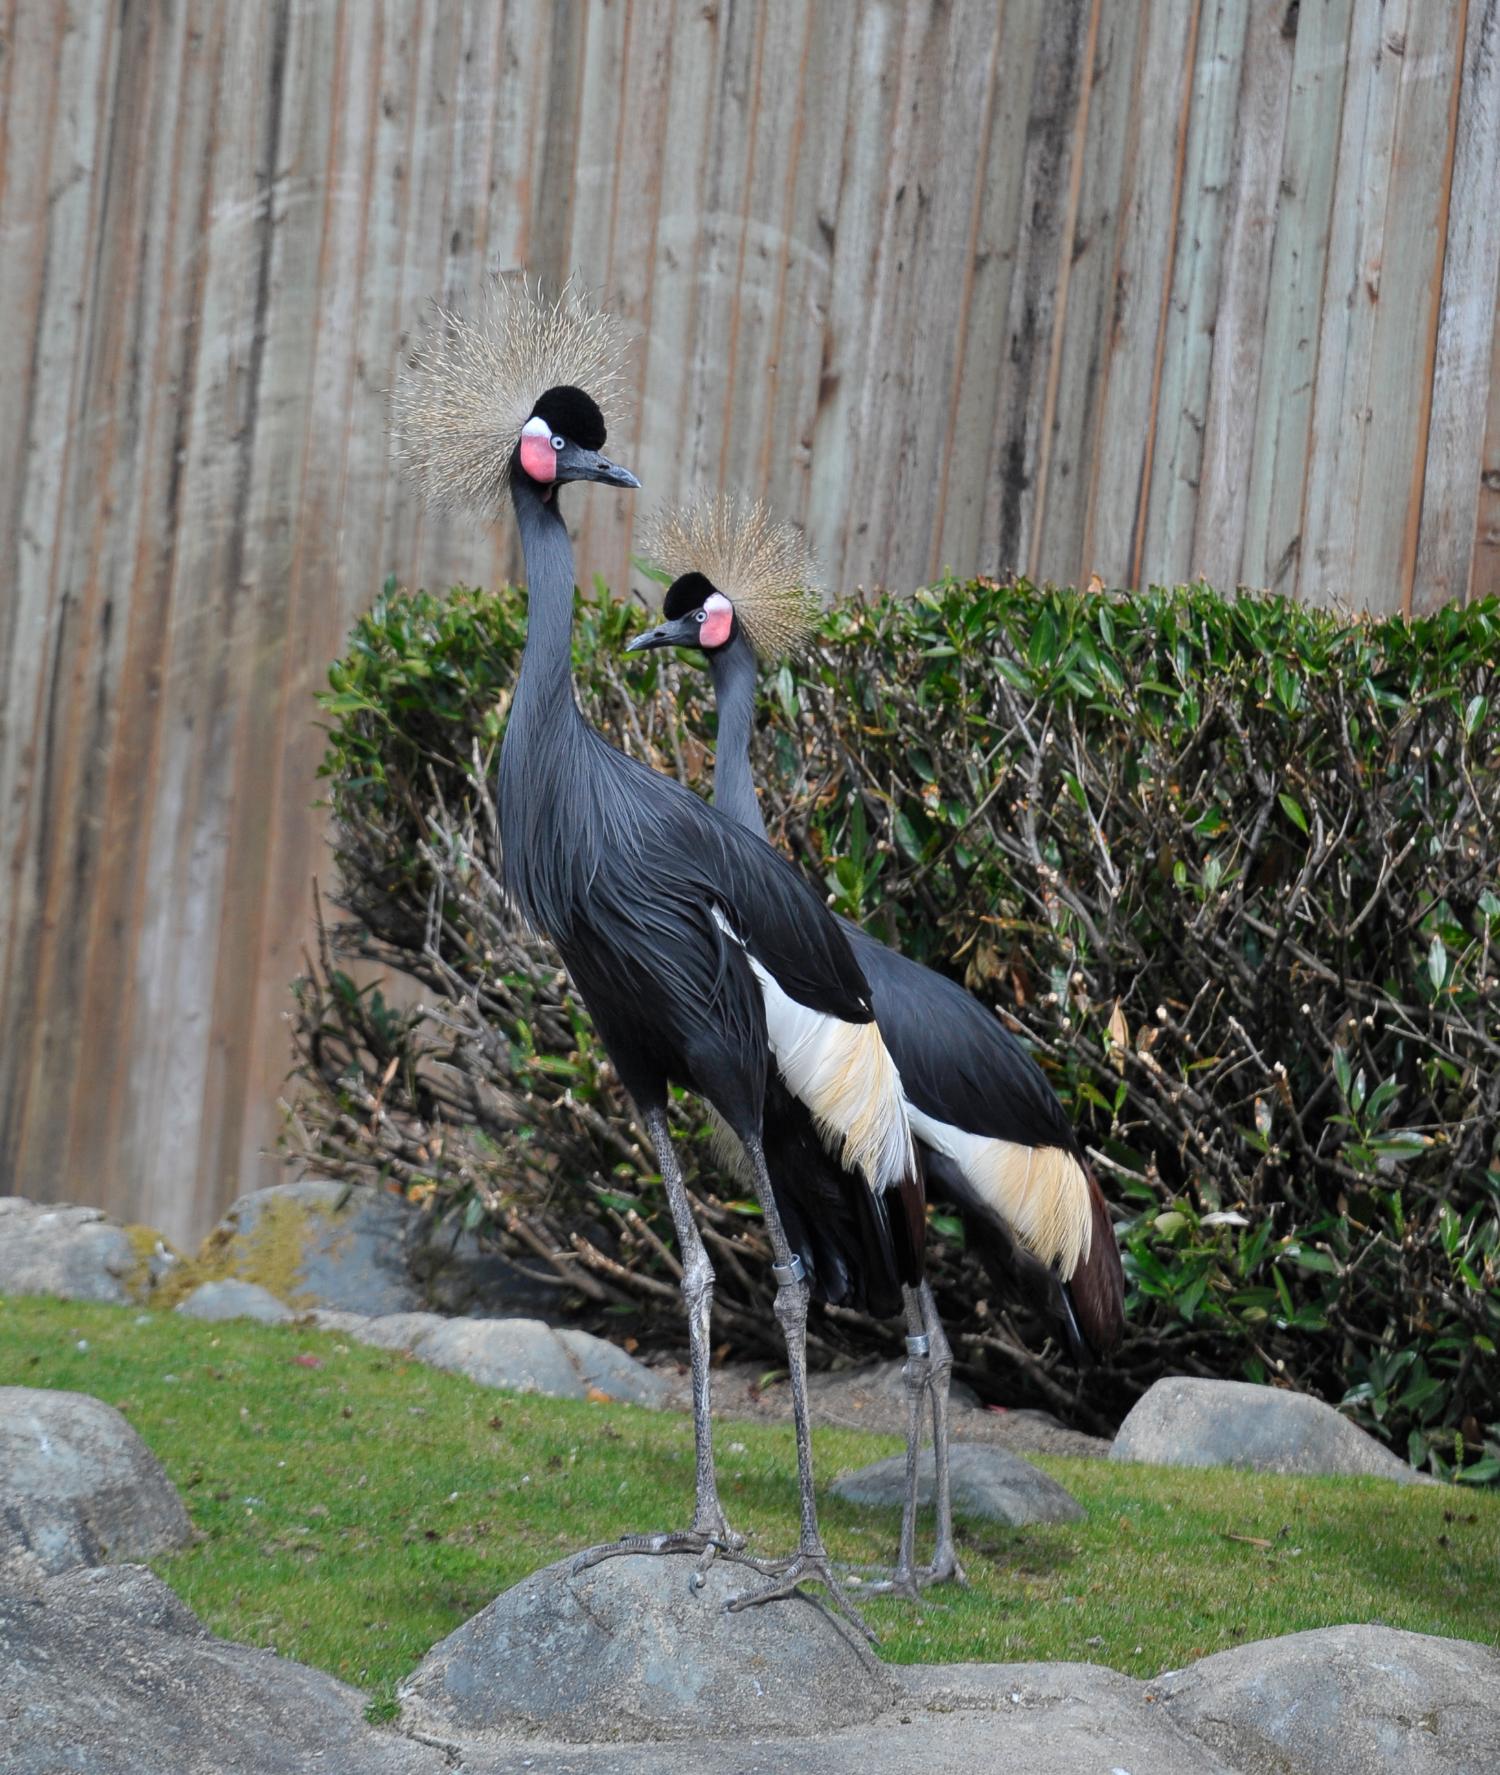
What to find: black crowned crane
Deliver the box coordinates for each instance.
[626,494,1126,1583]
[391,281,921,1624]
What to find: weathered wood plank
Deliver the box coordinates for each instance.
[1475,277,1500,602]
[1034,1,1144,586]
[2,0,124,1189]
[1142,0,1253,588]
[845,0,1003,592]
[630,0,722,573]
[1300,3,1410,606]
[806,0,905,586]
[1239,0,1356,596]
[755,4,857,542]
[60,0,206,1226]
[678,0,766,505]
[1079,0,1203,590]
[1189,0,1296,591]
[978,0,1097,579]
[194,0,353,1220]
[1349,4,1470,615]
[934,0,1054,579]
[1414,0,1500,612]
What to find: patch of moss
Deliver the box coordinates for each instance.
[120,1222,183,1304]
[145,1191,337,1312]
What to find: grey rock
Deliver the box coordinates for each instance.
[301,1308,372,1335]
[0,1197,144,1303]
[177,1278,294,1325]
[814,1357,983,1416]
[1111,1377,1432,1483]
[0,1563,446,1775]
[0,1542,46,1600]
[410,1318,588,1398]
[202,1180,427,1315]
[423,1658,1237,1773]
[555,1328,671,1408]
[1154,1623,1500,1775]
[0,1387,192,1575]
[199,1180,556,1317]
[831,1442,1084,1525]
[398,1551,896,1744]
[351,1311,451,1351]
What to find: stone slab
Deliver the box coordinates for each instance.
[0,1564,445,1774]
[831,1441,1084,1525]
[398,1551,896,1744]
[177,1279,295,1324]
[1153,1622,1500,1775]
[1111,1377,1431,1484]
[0,1387,192,1575]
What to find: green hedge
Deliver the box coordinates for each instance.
[294,575,1500,1479]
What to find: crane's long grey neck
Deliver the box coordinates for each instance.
[707,637,766,840]
[506,475,586,740]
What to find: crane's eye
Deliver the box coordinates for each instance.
[694,610,708,623]
[550,434,565,451]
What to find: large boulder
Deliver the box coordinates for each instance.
[0,1197,171,1304]
[410,1317,671,1407]
[177,1279,295,1324]
[1110,1377,1430,1483]
[0,1387,192,1575]
[1153,1623,1500,1775]
[398,1551,895,1744]
[0,1564,445,1774]
[187,1180,555,1317]
[831,1442,1084,1525]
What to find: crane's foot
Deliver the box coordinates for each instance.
[724,1549,877,1644]
[570,1523,749,1590]
[864,1553,967,1598]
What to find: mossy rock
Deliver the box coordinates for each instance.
[161,1183,421,1316]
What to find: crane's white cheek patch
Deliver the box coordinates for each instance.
[700,594,734,647]
[904,1105,1093,1276]
[519,432,557,482]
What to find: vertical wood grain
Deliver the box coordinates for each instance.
[1239,0,1356,595]
[1414,0,1500,612]
[3,0,1494,1241]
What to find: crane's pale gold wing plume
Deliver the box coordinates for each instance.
[640,493,823,657]
[392,275,630,517]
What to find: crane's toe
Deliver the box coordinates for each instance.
[724,1550,877,1645]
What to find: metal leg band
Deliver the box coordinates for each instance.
[905,1333,932,1359]
[771,1255,806,1287]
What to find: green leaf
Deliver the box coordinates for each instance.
[1428,934,1447,991]
[1278,792,1308,835]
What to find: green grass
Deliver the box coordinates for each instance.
[5,1296,1497,1706]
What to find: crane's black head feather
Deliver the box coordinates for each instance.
[663,571,718,620]
[533,385,607,450]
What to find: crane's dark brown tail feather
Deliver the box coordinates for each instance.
[1063,1166,1126,1360]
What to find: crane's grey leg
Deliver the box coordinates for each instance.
[918,1280,966,1586]
[572,1106,741,1580]
[722,1136,875,1642]
[869,1286,931,1599]
[869,1282,965,1595]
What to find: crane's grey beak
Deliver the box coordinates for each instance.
[625,613,702,653]
[554,441,640,489]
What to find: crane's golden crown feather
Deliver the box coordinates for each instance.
[641,493,823,659]
[392,275,629,517]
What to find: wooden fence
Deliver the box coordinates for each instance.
[3,0,1498,1244]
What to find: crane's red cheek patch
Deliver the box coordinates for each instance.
[700,603,734,647]
[519,434,557,482]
